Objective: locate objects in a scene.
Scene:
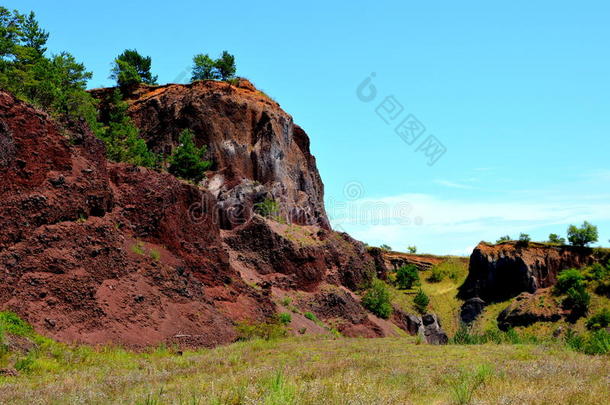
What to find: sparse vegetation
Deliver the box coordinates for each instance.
[191,50,236,81]
[428,259,464,283]
[254,198,280,219]
[304,312,318,322]
[236,320,287,341]
[149,249,160,261]
[407,245,417,253]
[379,244,392,251]
[446,364,493,405]
[517,233,531,246]
[496,235,511,243]
[361,279,392,319]
[548,233,566,245]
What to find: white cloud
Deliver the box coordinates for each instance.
[433,179,475,189]
[328,191,610,255]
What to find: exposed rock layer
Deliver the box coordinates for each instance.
[0,87,393,347]
[459,242,601,302]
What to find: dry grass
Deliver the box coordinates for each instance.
[0,336,608,404]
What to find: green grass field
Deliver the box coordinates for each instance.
[1,335,609,404]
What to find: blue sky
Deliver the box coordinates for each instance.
[9,0,610,255]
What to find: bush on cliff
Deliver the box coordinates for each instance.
[168,129,212,182]
[567,221,598,247]
[396,264,419,289]
[191,50,236,81]
[414,289,430,314]
[548,233,566,245]
[553,269,585,295]
[361,279,392,319]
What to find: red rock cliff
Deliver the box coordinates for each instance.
[91,79,329,230]
[0,85,397,347]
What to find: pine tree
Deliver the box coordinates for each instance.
[168,129,212,182]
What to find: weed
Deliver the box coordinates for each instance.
[149,249,161,261]
[447,364,493,405]
[131,241,145,255]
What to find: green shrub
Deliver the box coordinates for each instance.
[450,325,538,345]
[14,351,37,373]
[235,321,287,341]
[254,198,280,219]
[548,233,566,245]
[407,246,417,254]
[496,235,511,243]
[565,329,610,355]
[277,313,292,325]
[586,308,610,331]
[567,221,598,247]
[562,286,590,320]
[0,311,34,336]
[517,233,531,246]
[413,289,430,314]
[168,129,212,182]
[395,264,419,289]
[361,279,392,319]
[304,312,318,322]
[149,249,161,261]
[379,244,392,251]
[554,269,585,295]
[98,89,159,168]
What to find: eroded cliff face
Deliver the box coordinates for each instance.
[459,241,600,303]
[91,79,329,230]
[0,85,397,347]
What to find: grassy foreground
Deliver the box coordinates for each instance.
[1,335,609,405]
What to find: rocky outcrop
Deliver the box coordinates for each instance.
[91,80,329,230]
[0,86,390,347]
[497,289,564,331]
[368,248,445,279]
[460,297,486,324]
[459,242,599,302]
[421,313,448,345]
[391,309,448,344]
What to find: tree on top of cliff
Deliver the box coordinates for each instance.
[567,221,599,247]
[168,129,212,182]
[191,50,236,82]
[110,49,158,87]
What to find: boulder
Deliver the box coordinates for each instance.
[421,313,448,345]
[497,289,564,331]
[460,297,486,324]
